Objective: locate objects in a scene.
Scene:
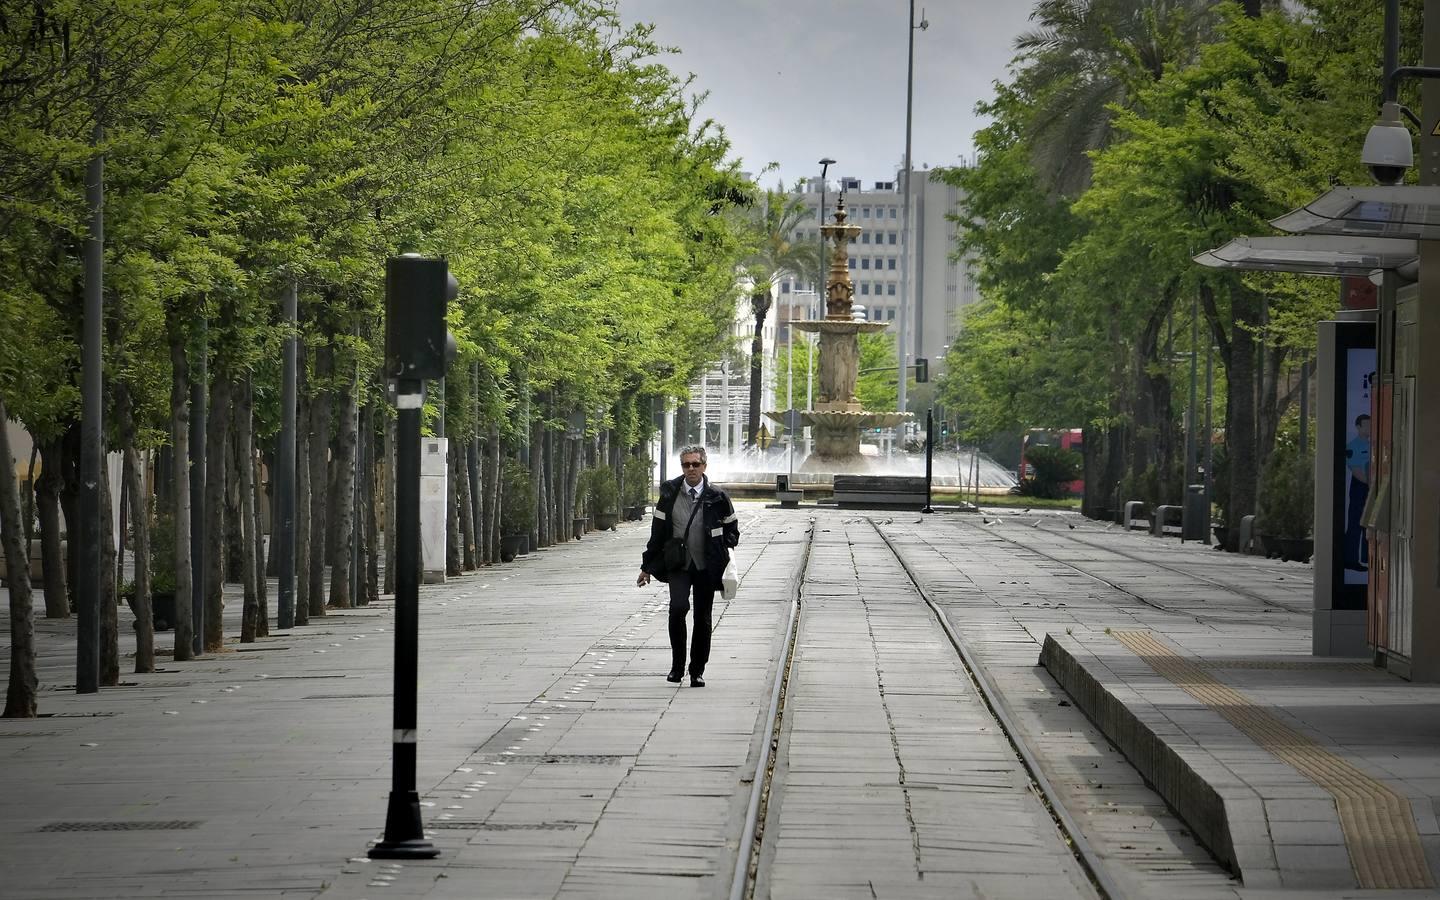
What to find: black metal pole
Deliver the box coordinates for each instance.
[77,116,103,694]
[1204,340,1215,546]
[189,313,206,657]
[923,408,935,513]
[370,378,437,859]
[1384,0,1401,103]
[1299,360,1310,457]
[277,280,297,628]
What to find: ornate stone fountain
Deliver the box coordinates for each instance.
[769,196,910,469]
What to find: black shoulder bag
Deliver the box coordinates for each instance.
[662,496,703,573]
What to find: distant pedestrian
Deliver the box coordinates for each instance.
[636,446,740,687]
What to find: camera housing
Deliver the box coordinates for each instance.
[1362,102,1414,186]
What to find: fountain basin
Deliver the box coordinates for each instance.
[791,320,892,335]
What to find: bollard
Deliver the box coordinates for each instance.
[1123,500,1149,531]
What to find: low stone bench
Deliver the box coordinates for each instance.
[0,539,64,585]
[832,475,927,510]
[1152,505,1182,538]
[1124,500,1149,531]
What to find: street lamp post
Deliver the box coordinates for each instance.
[896,3,928,445]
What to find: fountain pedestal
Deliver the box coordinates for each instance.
[767,196,910,470]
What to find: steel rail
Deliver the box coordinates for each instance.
[874,522,1126,900]
[728,521,811,900]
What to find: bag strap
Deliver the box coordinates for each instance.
[681,490,703,536]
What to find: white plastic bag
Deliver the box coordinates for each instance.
[720,556,739,600]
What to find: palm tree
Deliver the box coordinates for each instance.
[1014,0,1225,197]
[740,186,820,449]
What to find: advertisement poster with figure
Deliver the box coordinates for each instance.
[1331,322,1376,611]
[1341,349,1376,587]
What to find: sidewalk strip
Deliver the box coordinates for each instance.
[1112,630,1433,890]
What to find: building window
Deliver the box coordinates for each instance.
[781,282,791,293]
[861,233,870,244]
[890,208,897,219]
[848,257,855,269]
[887,258,896,270]
[887,283,896,296]
[888,233,897,245]
[861,283,870,295]
[861,258,870,270]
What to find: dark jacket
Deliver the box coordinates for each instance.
[641,476,740,586]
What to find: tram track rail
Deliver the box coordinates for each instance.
[729,516,1123,900]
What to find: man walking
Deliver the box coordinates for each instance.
[637,446,740,687]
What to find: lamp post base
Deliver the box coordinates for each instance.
[368,791,439,859]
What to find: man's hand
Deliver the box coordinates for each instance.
[636,570,651,587]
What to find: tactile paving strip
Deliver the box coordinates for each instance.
[1113,630,1434,890]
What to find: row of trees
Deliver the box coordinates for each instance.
[1,1,759,717]
[936,0,1420,531]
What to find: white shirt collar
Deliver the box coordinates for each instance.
[685,477,706,497]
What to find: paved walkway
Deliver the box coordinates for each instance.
[3,503,1438,899]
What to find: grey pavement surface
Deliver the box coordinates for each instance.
[3,503,1437,899]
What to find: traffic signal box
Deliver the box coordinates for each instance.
[915,357,928,383]
[385,256,457,381]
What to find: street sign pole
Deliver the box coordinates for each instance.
[370,254,456,860]
[369,378,436,860]
[923,408,935,513]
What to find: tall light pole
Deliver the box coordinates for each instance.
[808,158,835,458]
[896,3,928,437]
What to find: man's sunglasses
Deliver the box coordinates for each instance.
[680,461,705,468]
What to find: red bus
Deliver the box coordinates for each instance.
[1019,428,1084,496]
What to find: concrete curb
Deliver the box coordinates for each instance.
[1039,633,1282,889]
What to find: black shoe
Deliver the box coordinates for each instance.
[690,675,705,688]
[666,670,683,683]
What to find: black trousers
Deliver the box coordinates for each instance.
[668,564,714,676]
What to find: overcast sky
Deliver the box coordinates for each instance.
[615,0,1039,189]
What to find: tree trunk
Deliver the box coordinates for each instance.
[168,313,195,660]
[118,389,153,674]
[59,424,80,614]
[445,441,462,576]
[238,378,260,643]
[307,343,331,619]
[99,459,119,686]
[457,435,475,568]
[529,416,542,551]
[35,439,68,618]
[1,397,39,717]
[361,403,378,605]
[252,423,269,635]
[383,411,396,596]
[203,376,231,653]
[327,366,357,609]
[295,350,311,626]
[486,425,501,564]
[748,290,771,448]
[468,437,485,564]
[224,410,244,585]
[264,444,279,579]
[1226,282,1260,529]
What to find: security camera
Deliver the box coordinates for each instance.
[1362,102,1413,186]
